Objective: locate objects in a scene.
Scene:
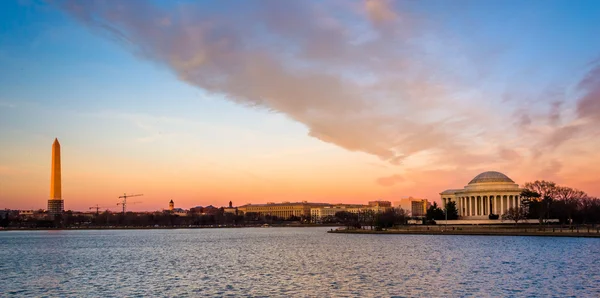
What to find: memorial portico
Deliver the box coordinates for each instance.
[440,171,524,219]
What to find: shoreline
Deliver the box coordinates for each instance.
[0,224,338,231]
[328,227,600,238]
[4,225,600,238]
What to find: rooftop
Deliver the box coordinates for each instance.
[241,202,332,207]
[468,171,515,184]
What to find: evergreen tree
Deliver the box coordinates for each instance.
[426,202,445,221]
[445,201,459,220]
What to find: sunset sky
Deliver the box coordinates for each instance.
[1,0,600,211]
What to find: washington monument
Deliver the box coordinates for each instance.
[48,138,63,216]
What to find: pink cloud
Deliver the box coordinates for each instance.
[51,1,600,203]
[376,174,404,187]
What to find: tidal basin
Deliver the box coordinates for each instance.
[1,227,599,297]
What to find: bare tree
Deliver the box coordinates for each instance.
[524,180,557,201]
[502,207,527,225]
[580,196,600,224]
[524,180,558,224]
[359,209,376,230]
[394,208,409,225]
[554,186,585,226]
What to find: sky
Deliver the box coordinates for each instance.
[1,0,600,212]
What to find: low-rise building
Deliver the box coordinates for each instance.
[310,203,394,223]
[190,206,204,214]
[367,200,392,214]
[189,205,219,215]
[165,200,188,216]
[18,210,36,216]
[71,211,96,218]
[223,201,237,214]
[171,208,189,217]
[238,201,331,219]
[310,206,355,223]
[18,209,46,219]
[368,200,392,207]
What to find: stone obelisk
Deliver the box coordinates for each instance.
[48,138,64,216]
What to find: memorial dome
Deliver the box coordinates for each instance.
[468,171,514,184]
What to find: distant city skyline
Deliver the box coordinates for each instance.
[2,0,600,211]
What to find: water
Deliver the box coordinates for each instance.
[1,227,599,297]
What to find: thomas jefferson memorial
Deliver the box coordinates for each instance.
[440,171,524,219]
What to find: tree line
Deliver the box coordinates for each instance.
[331,203,462,229]
[0,208,313,229]
[518,180,600,224]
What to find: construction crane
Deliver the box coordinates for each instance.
[89,204,107,216]
[117,193,143,215]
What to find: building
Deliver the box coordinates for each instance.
[310,205,360,223]
[393,198,411,211]
[411,199,428,217]
[18,210,35,217]
[223,201,237,214]
[47,138,64,216]
[440,171,524,219]
[189,206,204,214]
[310,203,395,223]
[366,201,393,214]
[172,208,188,216]
[368,201,392,207]
[165,200,188,216]
[393,197,428,216]
[237,201,331,219]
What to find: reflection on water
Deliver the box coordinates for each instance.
[1,227,599,297]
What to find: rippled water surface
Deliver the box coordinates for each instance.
[1,227,600,297]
